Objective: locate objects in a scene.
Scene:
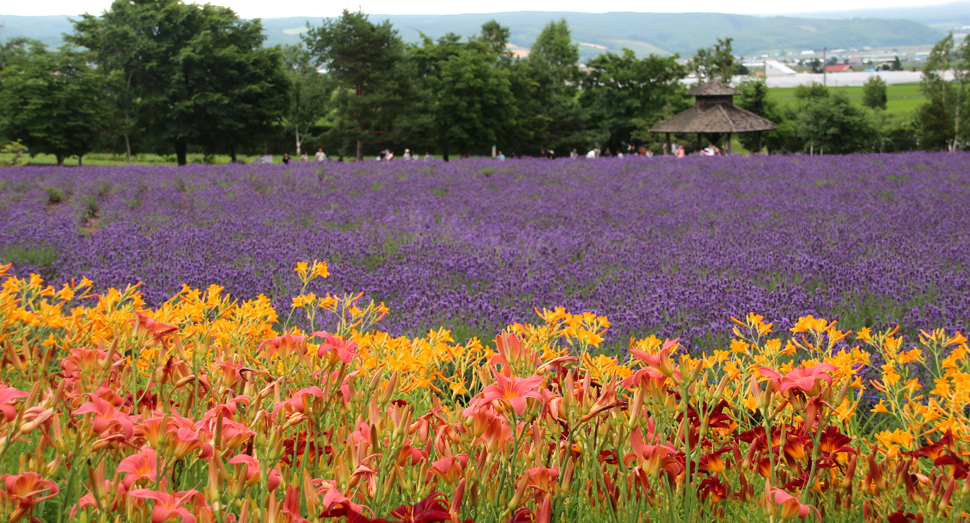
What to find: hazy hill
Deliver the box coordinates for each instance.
[0,11,945,61]
[795,1,970,32]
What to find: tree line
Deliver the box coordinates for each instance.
[0,0,968,165]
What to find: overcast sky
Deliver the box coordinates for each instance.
[0,0,952,18]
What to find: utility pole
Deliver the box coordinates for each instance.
[823,47,827,86]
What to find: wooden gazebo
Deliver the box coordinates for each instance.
[650,80,777,154]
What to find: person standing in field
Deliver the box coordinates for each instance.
[300,152,309,162]
[282,153,291,164]
[424,151,433,160]
[496,151,505,161]
[675,145,686,158]
[315,148,326,162]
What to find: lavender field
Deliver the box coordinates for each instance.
[2,153,969,351]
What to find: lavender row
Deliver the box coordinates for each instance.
[1,153,969,352]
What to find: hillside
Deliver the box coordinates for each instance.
[795,1,970,32]
[0,11,945,60]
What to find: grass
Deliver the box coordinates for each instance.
[769,82,924,116]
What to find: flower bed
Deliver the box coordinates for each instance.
[0,263,967,522]
[2,153,970,351]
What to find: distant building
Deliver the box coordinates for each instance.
[825,64,853,73]
[765,61,796,77]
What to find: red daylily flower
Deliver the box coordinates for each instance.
[228,454,282,491]
[624,427,682,478]
[258,334,307,359]
[134,312,178,341]
[389,492,452,523]
[60,347,115,377]
[490,331,539,371]
[1,472,60,523]
[427,455,469,486]
[311,331,360,366]
[629,338,681,380]
[479,368,544,416]
[117,448,161,489]
[72,393,137,440]
[0,386,28,422]
[128,489,205,523]
[759,363,837,396]
[762,480,821,521]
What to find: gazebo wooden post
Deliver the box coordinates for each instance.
[665,133,671,155]
[726,132,732,155]
[697,134,702,153]
[757,131,763,155]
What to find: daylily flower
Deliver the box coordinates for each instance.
[0,472,60,523]
[629,338,681,380]
[133,312,178,341]
[60,347,114,377]
[759,363,837,397]
[117,448,161,489]
[761,480,821,521]
[388,492,452,523]
[311,331,360,366]
[0,387,28,422]
[478,368,544,417]
[169,427,214,460]
[128,488,204,523]
[227,454,282,491]
[72,393,137,440]
[427,455,469,486]
[258,334,307,360]
[490,331,539,372]
[624,428,682,479]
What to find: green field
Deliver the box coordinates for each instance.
[768,82,924,115]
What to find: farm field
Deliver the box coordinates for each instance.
[2,153,970,523]
[2,153,968,351]
[769,82,924,115]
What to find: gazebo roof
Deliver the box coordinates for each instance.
[649,104,778,134]
[687,80,741,97]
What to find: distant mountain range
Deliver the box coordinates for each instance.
[0,6,964,61]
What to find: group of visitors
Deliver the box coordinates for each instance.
[276,142,728,163]
[577,145,656,159]
[662,142,724,158]
[281,148,345,164]
[375,148,435,161]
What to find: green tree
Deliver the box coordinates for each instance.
[794,82,830,101]
[67,4,144,163]
[734,79,791,153]
[690,37,738,84]
[71,0,289,165]
[434,46,516,156]
[797,91,878,154]
[479,20,513,66]
[581,50,688,152]
[530,19,579,82]
[874,111,919,153]
[282,44,331,157]
[862,75,888,110]
[504,19,591,156]
[0,41,105,165]
[892,56,903,71]
[305,10,415,161]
